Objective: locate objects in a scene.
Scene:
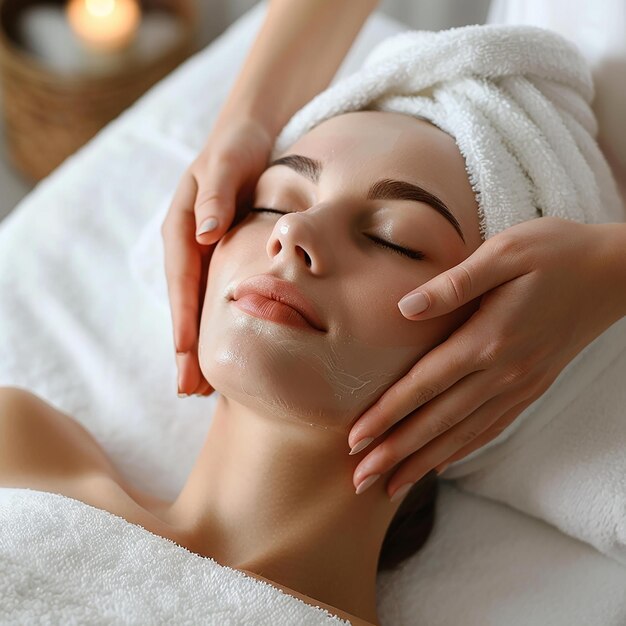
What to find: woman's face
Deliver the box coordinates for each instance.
[198,110,483,433]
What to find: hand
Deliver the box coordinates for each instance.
[348,217,626,500]
[161,113,274,396]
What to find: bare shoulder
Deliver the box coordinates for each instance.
[0,388,375,625]
[0,386,172,524]
[0,386,122,485]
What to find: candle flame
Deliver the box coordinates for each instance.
[67,0,141,51]
[85,0,117,18]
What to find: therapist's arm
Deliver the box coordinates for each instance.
[164,0,380,395]
[603,221,626,317]
[220,0,381,137]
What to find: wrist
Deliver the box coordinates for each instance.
[216,0,379,140]
[597,222,626,320]
[217,95,282,140]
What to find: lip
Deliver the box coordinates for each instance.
[231,274,326,332]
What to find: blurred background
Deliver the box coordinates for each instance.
[0,0,491,222]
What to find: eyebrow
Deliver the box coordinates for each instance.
[266,154,465,243]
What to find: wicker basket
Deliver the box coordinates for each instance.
[0,0,197,181]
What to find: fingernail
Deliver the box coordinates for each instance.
[355,474,380,495]
[178,393,189,398]
[196,217,218,236]
[349,436,374,455]
[398,292,428,317]
[390,482,413,503]
[177,367,185,393]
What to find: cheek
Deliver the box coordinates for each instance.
[340,265,474,369]
[205,219,266,290]
[198,220,273,365]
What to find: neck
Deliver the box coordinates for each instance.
[164,394,397,624]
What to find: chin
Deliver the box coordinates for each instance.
[198,327,362,431]
[197,297,414,432]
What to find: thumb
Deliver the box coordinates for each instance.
[397,238,516,319]
[194,158,241,244]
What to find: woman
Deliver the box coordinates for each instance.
[0,108,488,626]
[3,13,626,623]
[164,0,626,499]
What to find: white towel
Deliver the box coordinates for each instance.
[272,24,625,241]
[3,483,625,626]
[0,488,350,625]
[444,314,626,566]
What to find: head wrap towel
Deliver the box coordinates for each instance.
[272,24,624,241]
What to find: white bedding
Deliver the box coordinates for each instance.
[2,482,625,625]
[0,1,625,624]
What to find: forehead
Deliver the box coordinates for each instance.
[297,110,443,148]
[293,110,454,160]
[278,111,482,249]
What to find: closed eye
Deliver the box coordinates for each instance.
[251,207,286,216]
[250,207,425,261]
[365,235,425,261]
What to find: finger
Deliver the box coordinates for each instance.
[192,378,214,396]
[382,394,535,498]
[348,328,480,451]
[182,236,216,396]
[175,345,209,396]
[189,251,215,397]
[162,173,206,393]
[194,155,242,245]
[353,367,506,483]
[434,397,535,470]
[352,372,506,488]
[180,379,213,398]
[397,234,521,320]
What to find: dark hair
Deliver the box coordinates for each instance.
[377,469,439,571]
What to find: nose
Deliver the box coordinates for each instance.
[266,209,331,274]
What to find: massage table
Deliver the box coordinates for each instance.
[1,2,625,623]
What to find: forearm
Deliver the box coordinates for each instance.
[599,221,626,319]
[218,0,379,137]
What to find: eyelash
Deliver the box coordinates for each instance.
[250,207,425,261]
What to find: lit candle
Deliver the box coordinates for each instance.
[18,2,187,75]
[66,0,141,51]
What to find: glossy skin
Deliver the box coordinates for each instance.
[162,0,380,399]
[197,110,483,435]
[166,110,483,623]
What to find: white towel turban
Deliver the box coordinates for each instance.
[271,24,624,241]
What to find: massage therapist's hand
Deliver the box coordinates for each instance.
[349,216,626,500]
[161,113,274,396]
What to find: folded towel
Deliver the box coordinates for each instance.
[3,483,625,626]
[445,314,626,566]
[272,24,625,241]
[0,488,350,625]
